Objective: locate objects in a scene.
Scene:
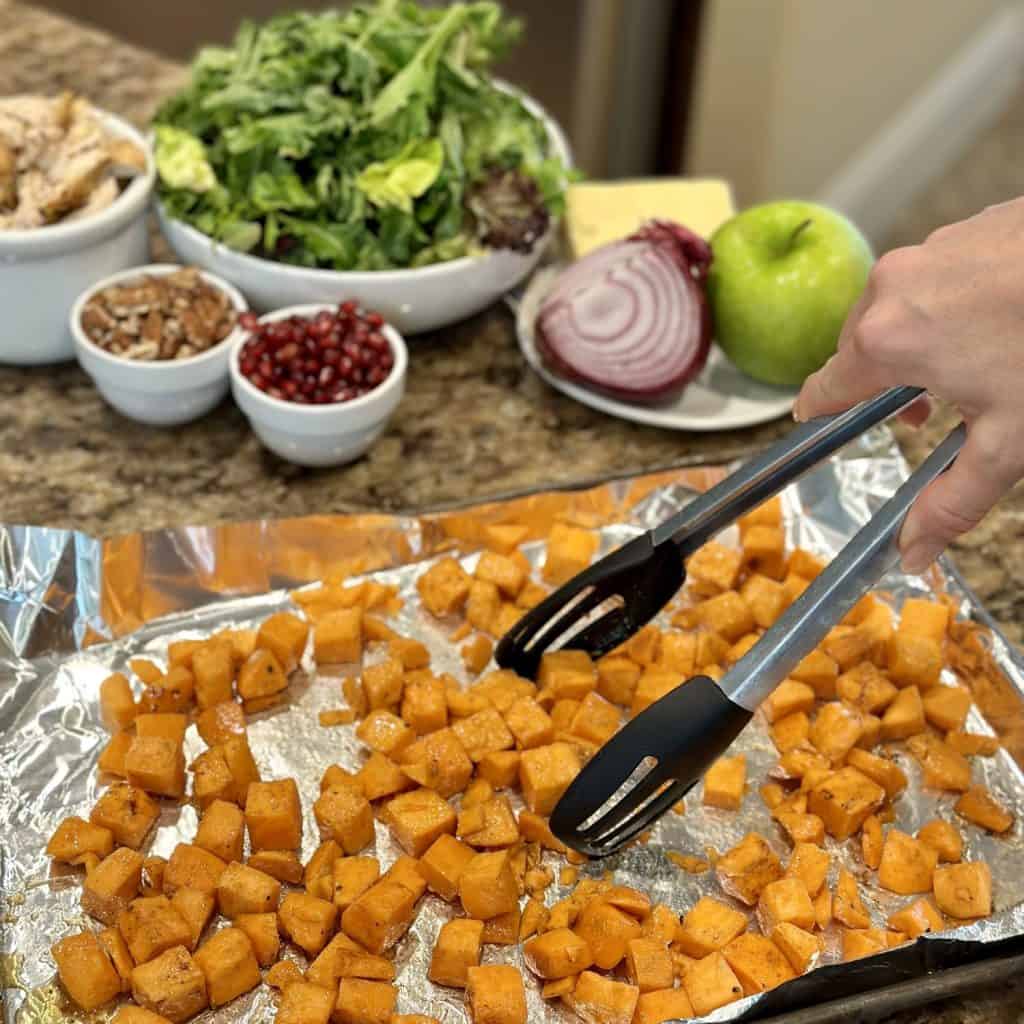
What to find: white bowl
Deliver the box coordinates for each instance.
[0,109,156,365]
[229,303,408,468]
[156,91,571,335]
[70,263,248,426]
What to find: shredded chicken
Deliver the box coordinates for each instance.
[0,92,147,231]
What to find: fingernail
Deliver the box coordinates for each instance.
[901,540,943,576]
[792,402,804,423]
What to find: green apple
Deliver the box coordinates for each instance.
[708,201,873,388]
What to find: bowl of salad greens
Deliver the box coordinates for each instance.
[153,1,572,334]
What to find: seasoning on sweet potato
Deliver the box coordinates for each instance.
[573,899,643,970]
[382,787,457,857]
[465,964,527,1024]
[277,980,334,1024]
[566,970,640,1024]
[521,927,593,979]
[82,847,144,925]
[278,891,338,956]
[342,879,420,954]
[131,945,209,1023]
[916,819,963,863]
[314,786,375,854]
[518,741,581,815]
[90,782,160,850]
[715,833,783,905]
[877,830,938,895]
[861,814,883,870]
[703,754,746,811]
[906,733,972,792]
[757,877,815,933]
[806,766,885,841]
[722,932,796,995]
[195,700,247,747]
[47,816,114,865]
[118,895,192,964]
[169,887,215,950]
[314,608,364,664]
[233,912,279,966]
[946,730,1000,757]
[845,748,908,800]
[770,922,822,974]
[887,632,942,689]
[428,918,484,988]
[216,861,280,917]
[833,868,870,929]
[624,937,674,993]
[418,557,473,617]
[335,978,397,1024]
[887,898,946,938]
[681,952,744,1016]
[194,927,261,1007]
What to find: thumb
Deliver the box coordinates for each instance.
[899,429,1014,573]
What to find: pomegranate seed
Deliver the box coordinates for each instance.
[340,300,358,315]
[275,342,299,363]
[367,367,385,386]
[365,311,384,328]
[239,312,259,331]
[380,354,394,372]
[283,380,298,397]
[323,349,340,366]
[268,387,284,400]
[249,372,264,388]
[367,332,388,353]
[351,368,364,385]
[319,366,335,386]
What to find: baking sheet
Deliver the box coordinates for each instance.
[2,426,1024,1024]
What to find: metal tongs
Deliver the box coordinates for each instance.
[494,385,965,857]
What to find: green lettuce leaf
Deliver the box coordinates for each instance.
[154,126,217,192]
[356,138,444,213]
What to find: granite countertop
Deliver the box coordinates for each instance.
[2,5,1024,1019]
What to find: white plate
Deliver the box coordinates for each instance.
[515,266,797,431]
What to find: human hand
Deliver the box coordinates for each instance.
[794,197,1024,574]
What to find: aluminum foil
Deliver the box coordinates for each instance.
[2,427,1024,1024]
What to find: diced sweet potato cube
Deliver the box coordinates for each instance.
[118,895,192,964]
[191,748,235,809]
[757,877,815,933]
[233,912,279,966]
[478,750,520,789]
[216,861,280,917]
[696,592,755,642]
[237,648,288,702]
[314,608,363,664]
[567,970,639,1024]
[466,579,501,635]
[470,669,536,713]
[687,541,743,595]
[82,847,144,925]
[90,783,159,850]
[245,778,302,852]
[481,907,520,945]
[955,785,1014,833]
[314,786,376,853]
[133,713,187,745]
[164,844,226,899]
[946,730,1000,757]
[682,953,744,1016]
[257,612,309,674]
[542,524,598,586]
[449,707,513,764]
[277,892,337,956]
[537,649,597,701]
[418,558,473,617]
[335,979,397,1024]
[332,856,380,911]
[305,932,366,988]
[190,642,234,710]
[360,657,402,712]
[131,946,208,1023]
[523,927,593,979]
[220,736,261,805]
[770,712,810,753]
[193,927,260,1007]
[462,635,493,675]
[101,672,138,731]
[47,816,114,865]
[715,834,783,905]
[196,701,246,747]
[770,922,821,973]
[809,702,863,764]
[923,685,972,734]
[723,932,795,995]
[763,680,815,723]
[52,931,122,1011]
[465,964,527,1024]
[807,767,885,840]
[742,522,786,579]
[503,696,554,750]
[97,927,133,992]
[658,632,698,674]
[123,735,185,799]
[568,691,620,746]
[550,698,581,731]
[342,880,419,954]
[906,734,971,791]
[170,888,215,950]
[192,800,243,865]
[399,727,472,798]
[138,665,194,714]
[916,819,963,863]
[98,731,133,776]
[812,888,832,930]
[382,788,456,857]
[519,742,581,815]
[517,810,568,853]
[842,928,888,961]
[741,573,788,628]
[475,551,527,598]
[517,579,548,610]
[248,850,304,884]
[629,669,683,717]
[277,980,334,1024]
[888,898,946,938]
[878,830,938,894]
[674,896,747,959]
[837,662,897,713]
[898,597,949,641]
[861,814,884,870]
[458,795,519,848]
[845,748,907,799]
[596,656,641,707]
[703,754,746,811]
[887,633,942,689]
[417,834,476,900]
[428,918,484,988]
[456,850,519,921]
[481,522,529,554]
[305,839,343,899]
[400,674,447,735]
[933,861,992,919]
[834,868,870,928]
[573,899,642,970]
[786,547,825,578]
[624,938,673,992]
[267,960,305,992]
[633,988,694,1024]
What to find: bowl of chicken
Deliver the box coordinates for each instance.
[0,92,155,364]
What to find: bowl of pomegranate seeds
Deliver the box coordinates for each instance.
[230,302,408,467]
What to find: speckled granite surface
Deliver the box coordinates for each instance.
[3,2,1024,1020]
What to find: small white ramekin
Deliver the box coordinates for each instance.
[229,303,408,468]
[70,263,248,426]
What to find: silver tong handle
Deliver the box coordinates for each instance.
[652,386,925,554]
[721,423,966,712]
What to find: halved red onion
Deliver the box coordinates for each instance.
[535,220,712,403]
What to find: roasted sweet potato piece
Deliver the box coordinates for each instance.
[418,557,473,617]
[933,861,993,919]
[837,662,897,714]
[810,701,864,763]
[542,524,598,586]
[90,782,159,849]
[47,816,114,865]
[715,833,783,905]
[382,788,457,857]
[946,730,1000,757]
[196,701,246,747]
[459,850,519,920]
[97,927,134,992]
[245,778,302,851]
[523,927,593,979]
[429,918,484,988]
[862,815,883,870]
[123,735,185,799]
[887,633,942,689]
[741,573,789,627]
[328,855,380,912]
[477,750,520,789]
[567,971,639,1024]
[807,766,885,841]
[170,887,215,950]
[898,597,949,642]
[314,786,375,853]
[955,785,1015,833]
[906,733,971,792]
[193,799,244,864]
[682,953,744,1016]
[757,877,815,932]
[703,755,746,811]
[277,980,334,1024]
[101,672,138,731]
[257,612,309,674]
[842,928,889,962]
[131,945,208,1023]
[917,819,963,862]
[887,898,946,938]
[278,892,337,956]
[596,656,641,707]
[457,795,519,848]
[790,649,839,698]
[770,922,822,973]
[573,899,642,970]
[845,748,908,800]
[519,742,581,815]
[194,927,260,1007]
[247,850,303,884]
[722,932,795,995]
[537,649,598,701]
[877,830,938,895]
[216,861,280,917]
[633,988,694,1024]
[52,931,122,1011]
[630,669,683,717]
[118,895,192,964]
[833,868,870,928]
[504,696,555,749]
[335,978,397,1024]
[624,938,674,993]
[314,608,364,664]
[784,843,830,897]
[687,541,743,595]
[191,641,235,710]
[342,879,420,954]
[923,685,971,732]
[164,844,226,899]
[234,912,279,966]
[220,736,261,804]
[82,847,144,925]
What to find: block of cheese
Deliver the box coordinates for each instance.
[565,178,735,257]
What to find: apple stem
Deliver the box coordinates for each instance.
[788,218,813,251]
